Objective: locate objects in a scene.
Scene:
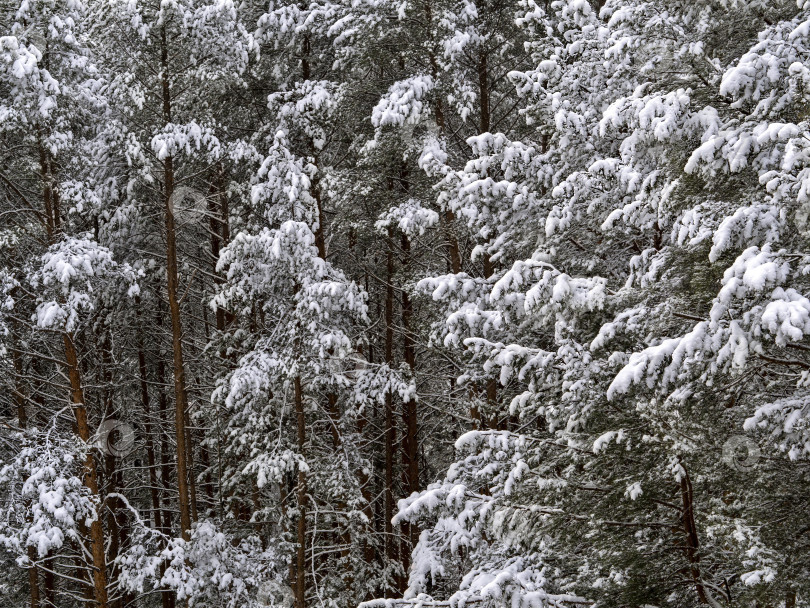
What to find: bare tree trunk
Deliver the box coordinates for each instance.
[356,368,376,569]
[294,376,307,608]
[136,321,163,531]
[27,546,40,608]
[160,23,193,542]
[154,323,176,608]
[42,557,55,608]
[63,333,109,608]
[11,335,28,428]
[38,122,108,608]
[184,407,199,522]
[679,462,707,604]
[477,49,490,135]
[384,230,397,566]
[155,310,175,537]
[482,254,499,428]
[399,232,418,587]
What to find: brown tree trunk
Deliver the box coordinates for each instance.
[477,49,490,135]
[160,24,194,542]
[400,233,419,585]
[11,335,28,428]
[384,230,397,565]
[137,324,163,531]
[37,130,59,236]
[356,378,376,568]
[294,376,307,608]
[154,319,176,608]
[155,310,175,538]
[63,333,109,608]
[41,557,55,608]
[27,547,40,608]
[184,408,199,522]
[679,462,707,604]
[38,121,108,608]
[445,211,461,274]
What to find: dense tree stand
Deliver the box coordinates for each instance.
[2,1,810,608]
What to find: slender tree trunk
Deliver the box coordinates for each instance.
[356,369,376,569]
[38,122,108,608]
[105,454,120,608]
[482,255,499,428]
[153,315,176,608]
[399,233,418,585]
[11,335,28,428]
[27,546,40,608]
[384,230,397,566]
[209,168,234,335]
[136,321,163,532]
[679,462,707,604]
[292,38,318,596]
[477,49,490,135]
[63,333,109,608]
[155,310,174,537]
[160,23,193,542]
[184,408,199,522]
[37,129,59,236]
[294,376,307,608]
[41,557,55,608]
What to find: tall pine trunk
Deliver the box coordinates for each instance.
[38,128,108,608]
[384,229,397,567]
[160,23,193,542]
[63,333,109,608]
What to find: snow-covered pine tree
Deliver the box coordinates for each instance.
[387,1,810,608]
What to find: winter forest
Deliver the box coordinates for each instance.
[4,0,810,606]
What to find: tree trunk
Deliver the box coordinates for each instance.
[160,23,193,542]
[155,309,175,539]
[384,230,397,565]
[209,167,233,334]
[477,49,490,135]
[137,323,163,532]
[41,557,55,608]
[38,121,108,608]
[63,333,109,608]
[154,320,176,608]
[399,233,419,585]
[11,334,28,428]
[679,462,708,604]
[294,376,307,608]
[184,407,199,522]
[27,546,40,608]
